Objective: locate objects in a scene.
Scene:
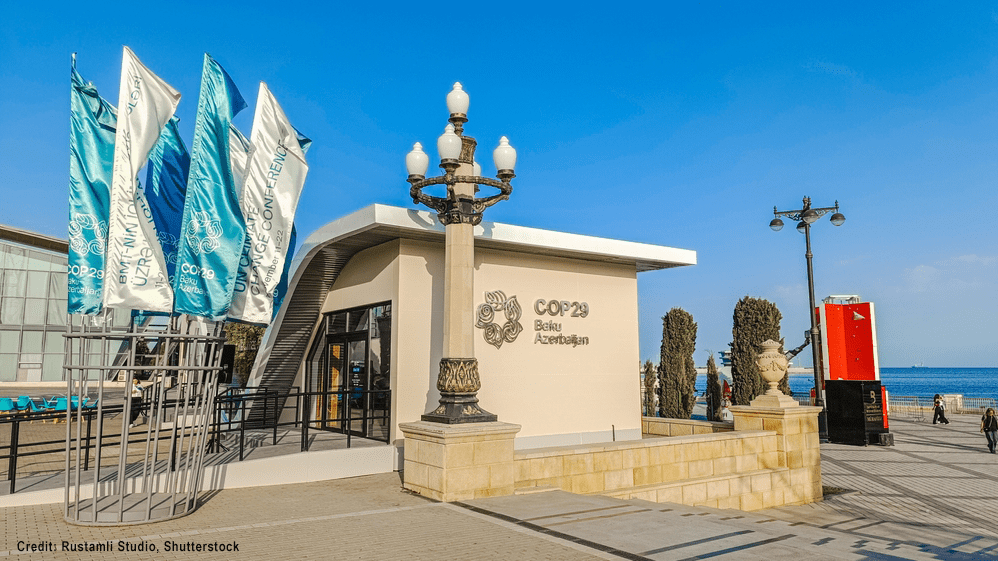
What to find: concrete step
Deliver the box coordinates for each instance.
[514,484,560,495]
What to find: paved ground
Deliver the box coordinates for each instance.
[766,411,998,543]
[1,414,995,560]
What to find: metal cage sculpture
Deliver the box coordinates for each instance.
[62,314,224,525]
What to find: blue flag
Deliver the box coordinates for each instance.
[173,54,248,319]
[68,63,116,315]
[145,116,190,283]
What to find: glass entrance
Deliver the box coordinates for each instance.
[345,337,367,435]
[324,340,345,429]
[304,302,391,441]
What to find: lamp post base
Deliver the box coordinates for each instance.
[421,392,498,424]
[422,358,497,424]
[816,407,829,442]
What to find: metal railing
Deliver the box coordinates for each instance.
[886,395,997,420]
[208,386,391,460]
[2,385,391,494]
[885,395,926,422]
[2,407,85,495]
[3,401,177,495]
[793,395,814,407]
[956,397,997,415]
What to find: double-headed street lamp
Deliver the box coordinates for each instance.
[405,82,516,423]
[770,196,845,437]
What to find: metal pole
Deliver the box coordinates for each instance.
[804,222,828,439]
[239,397,246,461]
[301,390,310,452]
[8,419,19,494]
[84,411,92,471]
[64,331,74,514]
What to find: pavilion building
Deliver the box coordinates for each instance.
[248,204,696,463]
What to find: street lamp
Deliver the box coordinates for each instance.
[770,196,844,438]
[405,82,516,423]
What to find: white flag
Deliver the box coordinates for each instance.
[229,124,254,199]
[102,47,181,312]
[228,83,308,324]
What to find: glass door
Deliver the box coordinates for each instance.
[345,337,368,436]
[324,340,346,429]
[307,302,391,441]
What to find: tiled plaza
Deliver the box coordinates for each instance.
[1,413,995,560]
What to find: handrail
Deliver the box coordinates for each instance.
[2,386,391,494]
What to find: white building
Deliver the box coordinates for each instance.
[249,204,696,461]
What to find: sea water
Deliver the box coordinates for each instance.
[696,367,998,401]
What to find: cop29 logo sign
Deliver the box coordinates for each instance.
[475,290,523,349]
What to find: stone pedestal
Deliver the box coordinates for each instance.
[749,392,800,408]
[729,405,824,504]
[399,421,520,501]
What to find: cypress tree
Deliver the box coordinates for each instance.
[730,296,785,405]
[657,308,698,418]
[642,360,657,416]
[705,355,722,421]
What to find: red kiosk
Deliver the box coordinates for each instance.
[817,295,893,446]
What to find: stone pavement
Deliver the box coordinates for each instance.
[1,415,995,560]
[763,409,998,547]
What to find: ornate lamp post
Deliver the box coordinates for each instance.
[405,82,516,423]
[770,196,845,437]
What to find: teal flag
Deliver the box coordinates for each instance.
[145,117,190,283]
[173,54,248,319]
[68,64,116,315]
[271,225,296,321]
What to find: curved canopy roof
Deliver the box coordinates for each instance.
[247,204,696,391]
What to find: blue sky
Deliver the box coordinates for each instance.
[1,2,995,367]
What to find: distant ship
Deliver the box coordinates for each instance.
[911,363,925,368]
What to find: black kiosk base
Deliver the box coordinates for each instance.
[825,380,892,446]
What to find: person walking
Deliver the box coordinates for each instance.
[981,408,998,454]
[128,378,145,428]
[932,394,950,425]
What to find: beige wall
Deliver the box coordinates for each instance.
[310,237,642,448]
[394,240,445,437]
[472,247,641,446]
[321,240,400,313]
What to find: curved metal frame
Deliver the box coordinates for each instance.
[63,314,225,526]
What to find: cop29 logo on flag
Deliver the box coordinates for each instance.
[184,211,222,255]
[68,214,107,256]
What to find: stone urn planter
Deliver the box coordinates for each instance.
[750,339,798,407]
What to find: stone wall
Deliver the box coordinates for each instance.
[513,431,802,510]
[402,407,822,511]
[642,417,734,437]
[511,408,822,511]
